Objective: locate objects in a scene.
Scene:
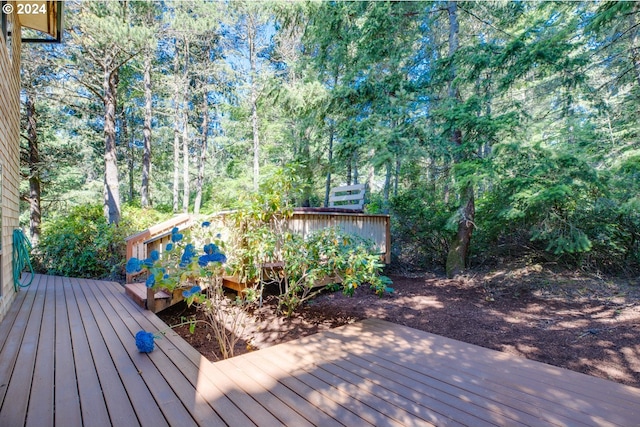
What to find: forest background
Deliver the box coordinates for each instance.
[19,1,640,280]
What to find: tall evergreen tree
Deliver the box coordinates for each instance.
[65,1,151,224]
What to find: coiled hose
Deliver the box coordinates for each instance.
[12,229,34,291]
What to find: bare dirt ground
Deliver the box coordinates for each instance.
[158,264,640,389]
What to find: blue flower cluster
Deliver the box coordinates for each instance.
[135,330,155,353]
[171,227,183,243]
[182,285,202,298]
[125,224,227,299]
[126,257,142,274]
[198,252,227,267]
[180,243,196,267]
[145,274,155,288]
[126,251,159,275]
[198,242,227,266]
[204,243,218,254]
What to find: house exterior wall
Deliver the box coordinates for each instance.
[0,10,22,322]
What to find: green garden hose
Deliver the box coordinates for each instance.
[12,229,34,291]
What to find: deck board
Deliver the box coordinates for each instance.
[0,274,638,427]
[0,274,46,427]
[63,276,112,427]
[53,275,83,427]
[83,279,197,427]
[93,275,252,427]
[70,277,142,427]
[78,279,170,427]
[26,275,55,427]
[361,317,640,423]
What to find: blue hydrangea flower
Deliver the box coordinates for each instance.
[126,257,142,274]
[179,244,196,267]
[145,274,155,288]
[198,252,227,267]
[135,330,155,353]
[165,243,173,252]
[150,250,160,261]
[211,253,227,263]
[142,258,154,268]
[163,273,170,280]
[170,227,183,243]
[201,221,211,227]
[203,243,219,255]
[182,286,202,298]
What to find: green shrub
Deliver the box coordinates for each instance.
[390,188,451,269]
[38,204,126,279]
[276,227,393,317]
[37,203,172,280]
[222,168,393,316]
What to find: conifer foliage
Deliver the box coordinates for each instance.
[20,1,640,278]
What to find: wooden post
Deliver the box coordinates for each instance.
[146,287,156,312]
[385,215,391,264]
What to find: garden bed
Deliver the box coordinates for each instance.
[158,264,640,389]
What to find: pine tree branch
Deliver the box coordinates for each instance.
[589,21,640,60]
[596,66,635,92]
[113,49,143,72]
[457,5,514,39]
[63,71,103,100]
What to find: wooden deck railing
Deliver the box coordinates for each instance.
[124,213,195,283]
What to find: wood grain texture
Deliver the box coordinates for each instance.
[0,274,638,426]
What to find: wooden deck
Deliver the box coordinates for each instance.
[0,274,638,426]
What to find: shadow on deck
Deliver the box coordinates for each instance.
[0,274,638,426]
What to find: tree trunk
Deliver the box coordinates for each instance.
[353,151,359,184]
[394,156,400,198]
[25,92,41,245]
[103,64,121,225]
[141,52,152,208]
[324,123,334,207]
[182,103,190,213]
[248,14,260,191]
[300,132,312,207]
[182,39,190,213]
[383,160,392,214]
[172,43,181,213]
[324,71,339,207]
[446,1,459,100]
[446,185,475,277]
[128,138,134,202]
[194,89,208,215]
[121,110,133,202]
[445,0,475,278]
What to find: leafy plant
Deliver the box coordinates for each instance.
[36,203,173,280]
[220,169,393,316]
[223,168,297,284]
[126,222,250,359]
[38,204,127,279]
[274,227,393,317]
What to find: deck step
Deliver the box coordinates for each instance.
[124,283,171,309]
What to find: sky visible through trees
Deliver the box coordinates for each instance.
[19,1,640,276]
